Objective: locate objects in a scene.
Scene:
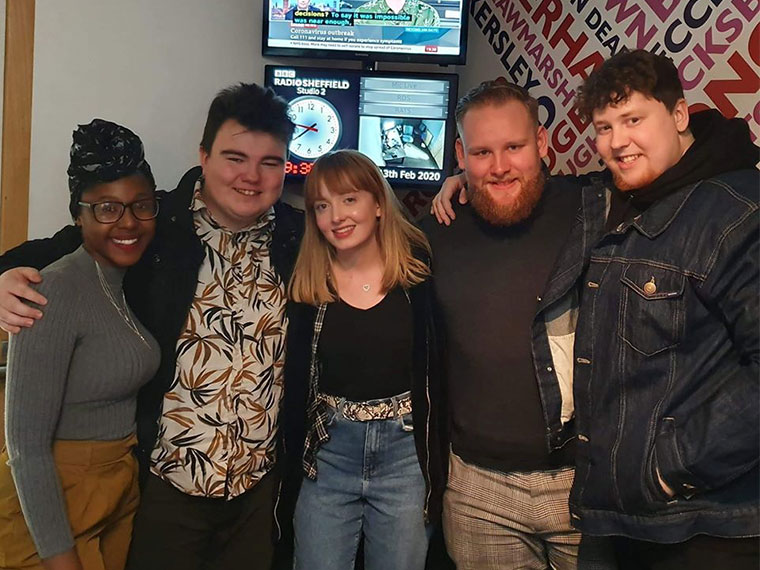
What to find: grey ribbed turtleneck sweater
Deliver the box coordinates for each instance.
[5,246,160,559]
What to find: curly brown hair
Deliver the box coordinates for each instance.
[576,49,684,121]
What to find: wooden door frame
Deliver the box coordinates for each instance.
[0,0,35,255]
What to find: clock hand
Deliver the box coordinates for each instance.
[293,123,319,141]
[295,123,319,132]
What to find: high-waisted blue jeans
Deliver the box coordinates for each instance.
[293,400,431,570]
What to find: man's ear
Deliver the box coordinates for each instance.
[672,98,690,134]
[455,137,465,170]
[536,126,549,159]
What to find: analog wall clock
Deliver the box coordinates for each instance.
[287,96,342,160]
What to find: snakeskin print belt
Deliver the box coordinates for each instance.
[320,391,413,422]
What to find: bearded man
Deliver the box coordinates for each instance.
[421,79,613,570]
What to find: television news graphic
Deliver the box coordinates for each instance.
[265,65,458,190]
[263,0,468,65]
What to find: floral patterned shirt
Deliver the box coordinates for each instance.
[150,185,288,499]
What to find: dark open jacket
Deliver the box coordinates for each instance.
[282,271,449,525]
[0,166,305,476]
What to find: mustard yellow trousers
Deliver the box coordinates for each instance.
[0,435,139,570]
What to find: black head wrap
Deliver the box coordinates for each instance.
[67,118,155,219]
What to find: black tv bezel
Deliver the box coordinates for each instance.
[261,1,469,66]
[265,64,460,190]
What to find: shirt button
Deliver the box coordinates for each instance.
[536,296,542,302]
[547,366,553,372]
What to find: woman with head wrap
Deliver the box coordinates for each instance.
[0,119,160,570]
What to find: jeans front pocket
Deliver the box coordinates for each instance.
[619,264,685,357]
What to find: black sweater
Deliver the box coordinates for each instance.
[422,179,579,473]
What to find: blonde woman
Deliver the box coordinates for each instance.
[287,150,446,570]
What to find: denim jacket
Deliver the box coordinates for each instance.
[527,175,599,454]
[569,169,760,542]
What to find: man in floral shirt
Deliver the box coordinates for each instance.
[0,83,304,570]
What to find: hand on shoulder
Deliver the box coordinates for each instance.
[430,173,468,226]
[0,267,46,334]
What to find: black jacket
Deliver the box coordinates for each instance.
[0,166,305,474]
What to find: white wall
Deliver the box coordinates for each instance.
[30,0,265,238]
[28,0,475,238]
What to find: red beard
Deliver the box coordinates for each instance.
[468,170,545,226]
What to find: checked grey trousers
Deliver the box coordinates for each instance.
[443,451,615,570]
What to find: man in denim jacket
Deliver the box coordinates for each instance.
[569,50,759,568]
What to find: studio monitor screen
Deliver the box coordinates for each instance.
[265,65,459,190]
[263,1,468,65]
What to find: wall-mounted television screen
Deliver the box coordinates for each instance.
[263,1,468,65]
[265,65,458,190]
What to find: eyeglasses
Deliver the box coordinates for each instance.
[78,198,159,224]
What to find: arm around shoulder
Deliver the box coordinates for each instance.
[0,225,81,274]
[0,226,81,332]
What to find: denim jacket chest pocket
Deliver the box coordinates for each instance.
[619,264,686,357]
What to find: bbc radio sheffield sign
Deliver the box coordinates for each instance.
[400,0,758,216]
